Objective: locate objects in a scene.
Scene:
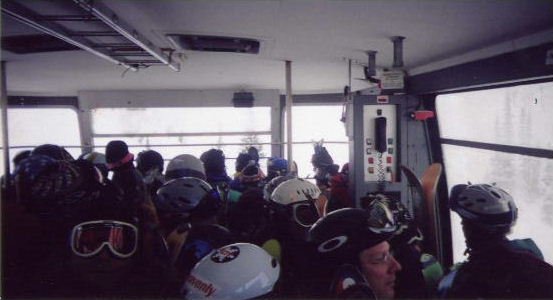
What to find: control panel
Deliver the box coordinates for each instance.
[363,105,397,182]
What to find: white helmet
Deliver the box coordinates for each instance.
[166,154,206,180]
[262,174,295,201]
[270,177,321,205]
[183,243,280,299]
[81,151,106,165]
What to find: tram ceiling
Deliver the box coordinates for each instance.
[1,0,553,96]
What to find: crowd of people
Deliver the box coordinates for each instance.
[2,141,552,299]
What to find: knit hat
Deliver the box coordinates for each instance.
[105,140,134,169]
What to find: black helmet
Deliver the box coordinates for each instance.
[32,144,74,161]
[247,146,260,164]
[136,150,164,174]
[105,140,131,165]
[308,208,397,266]
[235,153,253,172]
[200,148,226,174]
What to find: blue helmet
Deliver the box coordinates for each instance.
[267,157,288,175]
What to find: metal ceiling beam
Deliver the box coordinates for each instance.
[1,0,138,71]
[73,0,180,72]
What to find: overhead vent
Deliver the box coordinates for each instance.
[166,34,260,54]
[2,34,80,54]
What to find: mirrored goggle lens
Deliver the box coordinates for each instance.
[367,201,397,233]
[71,221,138,258]
[292,202,319,227]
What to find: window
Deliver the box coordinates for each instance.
[1,107,81,176]
[437,81,553,264]
[285,105,349,179]
[91,107,271,174]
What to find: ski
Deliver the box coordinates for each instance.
[401,163,442,258]
[421,163,443,260]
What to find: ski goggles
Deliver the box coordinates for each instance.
[289,200,320,227]
[366,199,398,234]
[70,220,139,258]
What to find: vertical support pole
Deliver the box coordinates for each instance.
[285,60,293,169]
[1,61,10,176]
[391,36,405,68]
[348,58,352,89]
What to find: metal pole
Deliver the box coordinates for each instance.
[285,61,293,169]
[1,61,10,176]
[348,58,352,91]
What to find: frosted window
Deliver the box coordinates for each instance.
[443,145,553,265]
[92,107,271,134]
[285,105,349,178]
[5,108,81,168]
[438,82,553,150]
[437,81,553,265]
[93,134,270,174]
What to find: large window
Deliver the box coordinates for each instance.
[91,107,271,174]
[437,81,553,265]
[1,107,81,176]
[285,105,349,179]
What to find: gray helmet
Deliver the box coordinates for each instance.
[449,183,517,229]
[155,177,218,220]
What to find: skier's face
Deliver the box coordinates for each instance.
[358,241,402,299]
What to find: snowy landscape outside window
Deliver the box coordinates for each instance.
[437,81,553,264]
[0,107,81,176]
[91,107,271,173]
[284,105,349,179]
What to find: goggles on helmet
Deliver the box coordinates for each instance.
[366,200,398,234]
[70,220,138,258]
[290,200,320,227]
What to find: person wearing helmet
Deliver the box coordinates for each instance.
[32,143,74,161]
[229,153,265,192]
[438,183,553,299]
[364,193,435,298]
[136,149,165,176]
[160,223,236,297]
[200,148,232,187]
[182,243,280,299]
[6,155,169,298]
[5,156,104,297]
[268,177,327,296]
[155,177,221,236]
[247,146,260,165]
[226,153,266,226]
[270,177,326,240]
[266,157,288,182]
[105,140,148,213]
[64,182,170,298]
[136,149,166,200]
[154,177,222,262]
[166,154,206,181]
[308,207,402,299]
[200,149,235,226]
[1,150,32,202]
[263,174,295,201]
[79,151,109,178]
[311,143,339,189]
[327,162,352,211]
[227,187,274,246]
[311,144,351,212]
